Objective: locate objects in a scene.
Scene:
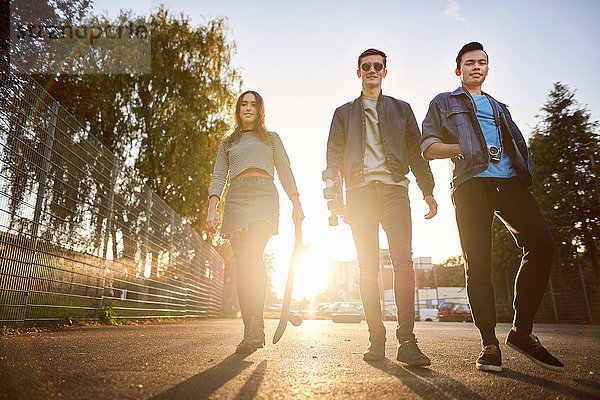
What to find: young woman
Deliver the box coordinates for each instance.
[206,90,304,354]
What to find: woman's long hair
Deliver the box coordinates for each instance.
[225,90,271,145]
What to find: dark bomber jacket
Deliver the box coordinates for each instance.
[326,92,435,197]
[420,86,534,189]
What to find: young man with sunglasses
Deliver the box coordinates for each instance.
[420,42,564,372]
[326,48,437,365]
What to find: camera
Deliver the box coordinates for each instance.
[488,145,501,163]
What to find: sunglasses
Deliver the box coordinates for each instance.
[360,62,384,72]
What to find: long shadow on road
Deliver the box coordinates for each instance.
[151,354,262,400]
[368,359,487,400]
[233,360,267,400]
[499,369,598,399]
[573,378,600,393]
[372,360,598,400]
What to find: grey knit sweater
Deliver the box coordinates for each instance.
[209,131,299,199]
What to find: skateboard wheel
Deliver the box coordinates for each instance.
[329,215,339,226]
[288,313,302,326]
[323,187,336,199]
[322,169,335,180]
[327,199,339,210]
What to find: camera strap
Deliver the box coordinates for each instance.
[484,93,503,150]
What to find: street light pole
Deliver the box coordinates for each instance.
[433,264,439,308]
[585,141,600,209]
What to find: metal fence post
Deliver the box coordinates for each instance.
[166,210,174,316]
[577,257,592,321]
[184,225,191,318]
[17,100,58,328]
[95,154,119,320]
[548,276,559,322]
[169,210,174,282]
[144,187,152,273]
[138,187,152,318]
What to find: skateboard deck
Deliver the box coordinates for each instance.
[272,222,305,344]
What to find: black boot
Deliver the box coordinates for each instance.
[235,317,264,354]
[246,316,265,348]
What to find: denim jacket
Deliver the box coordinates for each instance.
[420,87,534,188]
[327,92,434,197]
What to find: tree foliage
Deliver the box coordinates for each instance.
[41,6,241,236]
[1,0,92,69]
[132,7,240,234]
[490,82,599,322]
[490,218,521,320]
[529,82,600,271]
[422,255,465,288]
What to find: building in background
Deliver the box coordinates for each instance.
[325,251,469,309]
[413,257,433,271]
[327,260,360,300]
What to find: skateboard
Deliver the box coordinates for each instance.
[272,222,306,344]
[322,169,347,226]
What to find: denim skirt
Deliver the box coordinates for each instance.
[221,176,279,238]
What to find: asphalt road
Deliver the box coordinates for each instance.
[1,319,598,399]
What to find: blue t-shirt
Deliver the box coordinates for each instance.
[472,93,516,178]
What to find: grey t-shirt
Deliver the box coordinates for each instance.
[351,96,408,189]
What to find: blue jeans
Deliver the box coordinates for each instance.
[346,181,415,342]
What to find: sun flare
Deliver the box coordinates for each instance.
[271,240,338,301]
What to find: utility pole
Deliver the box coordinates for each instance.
[433,264,440,308]
[585,141,600,209]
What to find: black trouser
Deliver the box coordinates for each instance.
[230,221,271,336]
[452,177,554,346]
[346,181,415,343]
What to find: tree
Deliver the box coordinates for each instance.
[530,85,599,261]
[528,82,599,321]
[1,0,92,72]
[263,252,278,306]
[132,7,241,234]
[36,6,241,238]
[529,83,600,266]
[423,255,465,288]
[490,218,522,321]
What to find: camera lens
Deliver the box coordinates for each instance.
[488,146,501,163]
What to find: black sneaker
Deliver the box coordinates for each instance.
[505,330,565,372]
[235,338,257,354]
[476,344,502,372]
[363,340,386,361]
[396,340,431,366]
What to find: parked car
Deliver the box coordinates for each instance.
[330,301,364,323]
[319,303,337,318]
[300,304,330,319]
[438,302,472,322]
[383,304,397,321]
[264,304,282,313]
[416,308,439,322]
[314,302,333,317]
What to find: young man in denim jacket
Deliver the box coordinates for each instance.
[327,48,437,366]
[420,42,564,372]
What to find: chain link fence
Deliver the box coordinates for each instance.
[0,58,224,329]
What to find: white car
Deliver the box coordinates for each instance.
[417,308,439,322]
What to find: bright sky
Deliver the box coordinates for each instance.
[93,0,600,299]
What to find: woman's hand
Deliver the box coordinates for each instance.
[206,196,220,233]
